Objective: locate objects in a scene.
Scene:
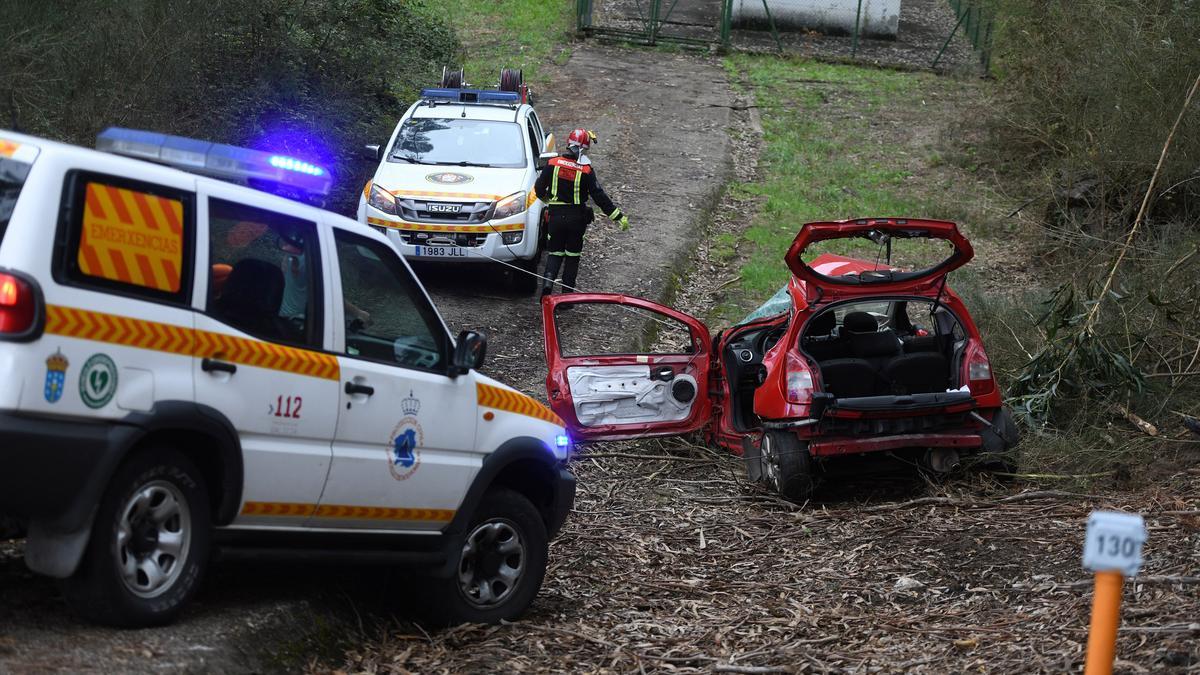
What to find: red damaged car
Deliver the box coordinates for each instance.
[541,218,1018,500]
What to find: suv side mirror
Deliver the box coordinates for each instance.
[537,151,557,169]
[450,330,487,376]
[362,144,382,161]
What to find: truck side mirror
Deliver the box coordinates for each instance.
[537,151,557,169]
[362,144,382,161]
[451,330,487,376]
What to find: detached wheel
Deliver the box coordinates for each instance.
[64,448,211,627]
[761,431,814,502]
[978,407,1020,474]
[423,488,547,625]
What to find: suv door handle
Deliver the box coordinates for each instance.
[201,358,237,375]
[345,381,375,397]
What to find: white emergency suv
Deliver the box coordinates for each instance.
[0,127,574,627]
[357,69,555,294]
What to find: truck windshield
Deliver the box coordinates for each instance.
[390,118,527,169]
[0,158,32,247]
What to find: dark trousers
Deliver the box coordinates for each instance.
[543,207,590,292]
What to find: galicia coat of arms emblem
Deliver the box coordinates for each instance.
[44,349,69,403]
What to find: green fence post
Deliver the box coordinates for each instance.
[649,0,660,44]
[720,0,733,50]
[760,0,784,52]
[851,0,863,56]
[931,8,967,68]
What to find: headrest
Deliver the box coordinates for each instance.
[843,311,877,333]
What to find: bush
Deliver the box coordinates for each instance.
[0,0,459,212]
[987,0,1200,227]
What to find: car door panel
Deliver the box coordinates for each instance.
[191,185,338,527]
[542,293,712,442]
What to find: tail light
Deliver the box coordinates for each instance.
[785,352,815,403]
[0,271,39,337]
[964,342,995,396]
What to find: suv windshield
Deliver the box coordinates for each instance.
[0,158,32,246]
[390,118,526,168]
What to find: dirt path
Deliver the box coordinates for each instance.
[0,45,735,674]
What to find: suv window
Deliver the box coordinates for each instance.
[525,117,541,158]
[206,198,322,348]
[0,157,31,247]
[334,229,449,371]
[57,171,194,304]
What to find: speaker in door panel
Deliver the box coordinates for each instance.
[672,379,696,404]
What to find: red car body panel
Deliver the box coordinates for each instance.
[542,218,1006,464]
[542,293,714,442]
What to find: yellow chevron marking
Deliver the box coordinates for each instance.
[45,305,339,381]
[367,216,523,234]
[476,382,564,426]
[240,501,454,522]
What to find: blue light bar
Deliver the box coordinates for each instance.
[555,434,570,448]
[95,127,332,201]
[419,88,520,104]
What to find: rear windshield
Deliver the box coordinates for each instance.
[390,118,527,169]
[802,229,959,285]
[0,157,32,247]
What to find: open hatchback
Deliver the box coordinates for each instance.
[542,218,1018,501]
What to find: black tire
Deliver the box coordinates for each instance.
[761,431,814,502]
[421,488,548,625]
[508,256,541,295]
[977,407,1020,474]
[499,68,523,92]
[63,448,211,628]
[441,65,464,88]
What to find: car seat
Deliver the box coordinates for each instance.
[212,259,288,340]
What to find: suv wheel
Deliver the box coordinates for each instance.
[424,488,547,625]
[64,448,211,627]
[508,256,541,295]
[761,431,814,502]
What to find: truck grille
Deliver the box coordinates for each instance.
[397,198,493,224]
[398,230,488,247]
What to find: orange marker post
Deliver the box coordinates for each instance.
[1081,511,1146,675]
[1083,571,1124,675]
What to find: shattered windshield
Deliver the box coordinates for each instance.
[739,285,792,325]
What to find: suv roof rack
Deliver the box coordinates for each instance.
[95,127,332,205]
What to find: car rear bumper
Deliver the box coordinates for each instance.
[809,432,983,457]
[0,411,132,530]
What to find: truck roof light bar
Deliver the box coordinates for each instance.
[419,88,521,106]
[95,127,332,201]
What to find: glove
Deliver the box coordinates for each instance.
[616,214,630,231]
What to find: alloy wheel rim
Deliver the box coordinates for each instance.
[457,519,526,609]
[115,480,191,599]
[761,436,783,491]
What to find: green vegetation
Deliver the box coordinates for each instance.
[424,0,575,85]
[0,0,459,212]
[720,56,989,302]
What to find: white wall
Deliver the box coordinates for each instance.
[732,0,902,39]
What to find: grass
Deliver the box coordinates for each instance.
[422,0,575,86]
[720,55,974,302]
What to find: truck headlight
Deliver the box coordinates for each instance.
[368,184,397,214]
[493,191,527,220]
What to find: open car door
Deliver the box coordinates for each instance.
[542,293,713,442]
[785,218,974,300]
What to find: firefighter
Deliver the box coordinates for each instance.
[535,128,629,296]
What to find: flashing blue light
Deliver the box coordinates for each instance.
[555,434,571,448]
[269,155,326,176]
[95,127,332,202]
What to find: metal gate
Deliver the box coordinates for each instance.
[576,0,733,47]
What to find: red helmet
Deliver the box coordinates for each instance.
[566,128,596,153]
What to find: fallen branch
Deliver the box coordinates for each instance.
[714,665,791,674]
[579,452,717,464]
[997,490,1103,503]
